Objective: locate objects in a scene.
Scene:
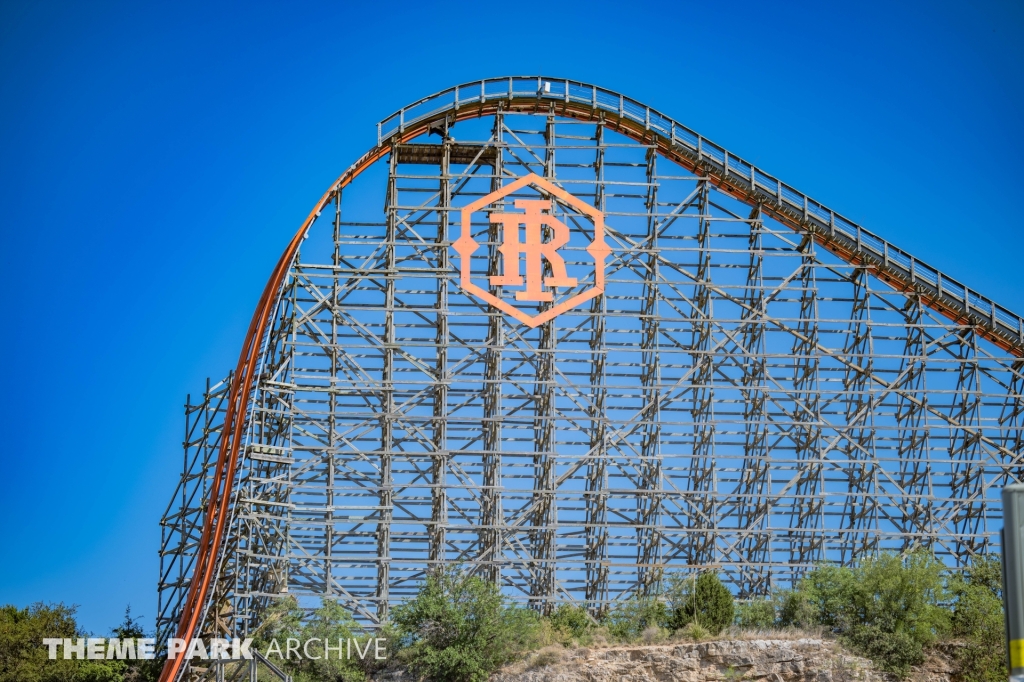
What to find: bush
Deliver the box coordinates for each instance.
[796,551,949,678]
[737,553,1005,681]
[604,598,668,642]
[548,604,593,642]
[667,571,734,635]
[735,599,776,628]
[588,627,610,648]
[641,625,669,644]
[775,588,815,628]
[390,565,540,682]
[950,556,1006,682]
[678,621,708,642]
[844,625,924,678]
[528,644,564,669]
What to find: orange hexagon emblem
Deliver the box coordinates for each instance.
[453,173,610,328]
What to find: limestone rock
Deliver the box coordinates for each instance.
[377,639,954,682]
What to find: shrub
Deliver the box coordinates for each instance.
[735,599,776,628]
[640,625,669,644]
[775,588,815,628]
[604,598,668,642]
[588,627,610,648]
[679,621,708,642]
[531,618,560,648]
[799,563,859,630]
[390,565,540,682]
[667,571,734,635]
[528,644,565,669]
[844,625,924,678]
[796,551,949,678]
[548,604,593,642]
[950,556,1006,682]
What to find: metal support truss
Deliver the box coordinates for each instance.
[636,144,663,596]
[838,268,875,564]
[788,235,824,570]
[584,118,610,611]
[949,330,984,561]
[896,295,931,550]
[687,178,715,568]
[527,114,558,613]
[157,377,230,645]
[430,141,450,566]
[480,111,505,586]
[735,206,771,596]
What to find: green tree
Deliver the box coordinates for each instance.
[949,556,1006,682]
[796,563,857,629]
[111,606,159,682]
[0,602,126,682]
[775,587,815,628]
[795,551,949,678]
[390,565,540,682]
[667,571,735,635]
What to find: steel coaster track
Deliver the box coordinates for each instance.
[159,76,1023,682]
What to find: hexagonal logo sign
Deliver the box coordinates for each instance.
[453,173,610,328]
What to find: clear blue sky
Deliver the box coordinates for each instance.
[1,0,1021,635]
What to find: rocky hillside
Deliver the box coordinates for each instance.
[380,638,956,682]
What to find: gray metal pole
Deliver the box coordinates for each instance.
[1002,485,1024,681]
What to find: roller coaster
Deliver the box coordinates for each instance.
[155,77,1024,682]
